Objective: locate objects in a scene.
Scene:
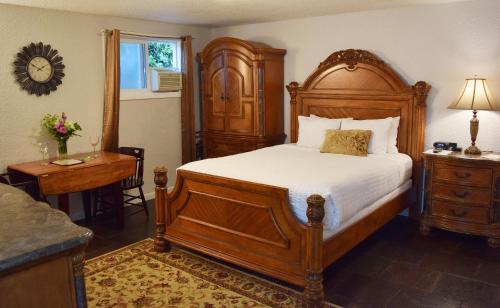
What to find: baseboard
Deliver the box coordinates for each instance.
[125,191,153,205]
[125,186,173,205]
[144,191,155,201]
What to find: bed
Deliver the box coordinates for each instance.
[153,49,431,307]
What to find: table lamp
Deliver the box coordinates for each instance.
[448,77,499,155]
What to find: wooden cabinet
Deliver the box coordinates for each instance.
[421,153,500,248]
[198,37,286,158]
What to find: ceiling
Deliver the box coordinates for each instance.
[0,0,469,27]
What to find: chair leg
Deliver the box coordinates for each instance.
[92,188,99,217]
[41,194,50,206]
[139,186,149,217]
[82,190,92,223]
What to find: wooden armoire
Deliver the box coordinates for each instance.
[198,37,286,158]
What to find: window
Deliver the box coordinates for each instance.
[120,42,147,89]
[120,37,181,99]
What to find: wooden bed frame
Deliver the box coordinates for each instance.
[153,49,431,307]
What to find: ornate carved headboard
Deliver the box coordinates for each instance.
[286,49,431,164]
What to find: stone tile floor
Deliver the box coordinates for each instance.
[80,201,500,308]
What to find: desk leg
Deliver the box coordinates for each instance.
[58,193,70,215]
[81,190,92,223]
[112,182,124,228]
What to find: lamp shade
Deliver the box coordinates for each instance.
[448,77,499,111]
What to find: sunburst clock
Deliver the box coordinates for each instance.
[14,42,65,96]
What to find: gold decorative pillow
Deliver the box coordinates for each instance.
[320,129,372,156]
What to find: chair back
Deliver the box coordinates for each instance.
[0,174,10,185]
[0,173,39,199]
[119,147,145,189]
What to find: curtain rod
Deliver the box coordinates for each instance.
[101,29,191,40]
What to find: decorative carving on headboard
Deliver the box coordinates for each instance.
[318,49,384,70]
[413,81,431,106]
[286,81,299,104]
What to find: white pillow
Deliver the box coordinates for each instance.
[297,116,342,148]
[341,118,393,154]
[387,117,400,154]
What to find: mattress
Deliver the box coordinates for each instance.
[323,179,412,239]
[179,144,413,237]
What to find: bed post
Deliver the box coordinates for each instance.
[411,81,431,220]
[287,81,299,143]
[154,166,171,252]
[305,194,325,308]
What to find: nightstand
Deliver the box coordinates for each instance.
[420,152,500,248]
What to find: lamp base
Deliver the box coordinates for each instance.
[465,145,481,155]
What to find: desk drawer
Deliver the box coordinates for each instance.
[38,159,135,195]
[434,163,492,187]
[433,183,491,207]
[431,200,490,224]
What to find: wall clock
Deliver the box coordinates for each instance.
[14,42,65,96]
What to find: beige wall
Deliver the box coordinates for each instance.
[119,98,182,197]
[0,4,210,218]
[211,0,500,151]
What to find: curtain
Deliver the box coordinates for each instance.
[102,29,120,152]
[181,35,195,163]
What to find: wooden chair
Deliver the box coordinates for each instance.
[0,172,39,199]
[93,147,149,217]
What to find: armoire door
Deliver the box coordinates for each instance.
[224,54,254,134]
[204,54,225,132]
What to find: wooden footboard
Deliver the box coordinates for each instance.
[154,166,317,286]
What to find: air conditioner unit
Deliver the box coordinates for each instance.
[151,69,183,92]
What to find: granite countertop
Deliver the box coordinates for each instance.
[0,183,93,272]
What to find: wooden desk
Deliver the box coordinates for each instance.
[8,152,135,227]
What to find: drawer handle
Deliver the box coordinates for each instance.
[452,190,470,198]
[450,208,467,217]
[453,171,471,179]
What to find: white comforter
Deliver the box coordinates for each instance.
[179,144,412,234]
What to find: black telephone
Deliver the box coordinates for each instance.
[433,141,461,152]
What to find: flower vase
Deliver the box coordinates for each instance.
[57,140,68,159]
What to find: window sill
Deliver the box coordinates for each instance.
[120,90,181,101]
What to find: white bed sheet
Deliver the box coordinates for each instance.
[323,180,412,239]
[179,144,412,237]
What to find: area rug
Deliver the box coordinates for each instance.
[84,238,337,307]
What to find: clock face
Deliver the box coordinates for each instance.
[28,57,53,83]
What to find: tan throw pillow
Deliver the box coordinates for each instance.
[320,129,372,156]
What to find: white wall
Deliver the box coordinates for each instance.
[212,0,500,151]
[119,98,182,196]
[0,4,210,218]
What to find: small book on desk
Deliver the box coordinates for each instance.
[51,159,84,166]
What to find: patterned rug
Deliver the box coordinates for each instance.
[84,239,337,307]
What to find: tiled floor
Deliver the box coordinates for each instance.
[80,201,500,308]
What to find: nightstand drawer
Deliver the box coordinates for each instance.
[431,200,490,224]
[433,183,491,207]
[434,163,492,187]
